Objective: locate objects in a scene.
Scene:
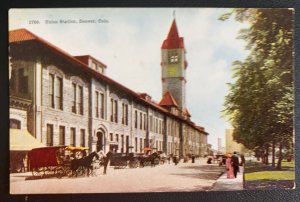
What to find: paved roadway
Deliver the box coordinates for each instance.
[10,158,225,194]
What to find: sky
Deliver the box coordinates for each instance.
[9,8,249,150]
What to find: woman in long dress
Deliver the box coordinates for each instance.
[226,154,235,179]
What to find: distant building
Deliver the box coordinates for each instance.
[225,129,246,154]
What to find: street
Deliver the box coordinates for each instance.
[10,158,225,194]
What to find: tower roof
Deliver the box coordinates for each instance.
[161,19,184,49]
[159,91,179,107]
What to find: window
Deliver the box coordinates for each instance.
[134,111,138,128]
[116,134,119,142]
[110,99,114,122]
[143,114,147,130]
[149,115,153,132]
[46,124,53,146]
[92,62,97,70]
[78,86,83,115]
[10,119,21,129]
[114,100,118,123]
[110,133,113,141]
[70,128,76,146]
[72,83,76,113]
[122,103,129,125]
[80,129,85,147]
[121,135,124,153]
[49,74,55,108]
[49,73,63,110]
[72,83,83,115]
[135,137,138,152]
[144,139,147,149]
[140,138,143,153]
[18,68,28,94]
[155,119,158,133]
[56,77,63,110]
[59,126,65,145]
[95,91,99,118]
[139,112,143,130]
[100,93,104,119]
[168,50,179,63]
[126,136,129,153]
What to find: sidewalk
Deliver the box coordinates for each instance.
[210,166,244,191]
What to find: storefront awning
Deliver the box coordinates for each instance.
[10,129,44,151]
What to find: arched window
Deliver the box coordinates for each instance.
[10,119,21,129]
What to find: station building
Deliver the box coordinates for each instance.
[9,19,209,161]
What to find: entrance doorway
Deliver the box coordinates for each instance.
[96,131,104,152]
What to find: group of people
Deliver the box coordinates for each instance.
[225,152,245,179]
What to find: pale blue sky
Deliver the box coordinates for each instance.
[9,8,249,150]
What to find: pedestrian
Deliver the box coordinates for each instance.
[226,154,234,179]
[240,154,245,166]
[191,154,195,163]
[103,149,113,175]
[231,151,240,178]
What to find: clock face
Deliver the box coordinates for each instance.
[167,66,177,77]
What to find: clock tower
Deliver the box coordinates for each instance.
[161,18,187,110]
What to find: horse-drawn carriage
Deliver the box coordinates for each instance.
[110,153,140,169]
[28,146,98,178]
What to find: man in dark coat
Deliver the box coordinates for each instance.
[231,151,240,178]
[103,149,113,175]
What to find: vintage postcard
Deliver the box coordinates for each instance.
[9,8,294,194]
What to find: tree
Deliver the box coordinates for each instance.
[221,9,294,169]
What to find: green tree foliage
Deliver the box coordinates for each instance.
[222,9,294,167]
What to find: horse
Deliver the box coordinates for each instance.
[70,151,99,177]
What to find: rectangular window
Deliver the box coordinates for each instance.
[110,99,114,122]
[78,86,83,115]
[155,119,158,133]
[121,135,124,153]
[144,114,147,130]
[95,91,99,118]
[139,112,143,130]
[110,133,113,141]
[72,83,76,113]
[144,139,147,149]
[135,137,138,152]
[70,127,76,146]
[56,77,63,110]
[150,116,153,132]
[46,124,53,146]
[126,135,129,153]
[19,68,28,94]
[59,126,65,145]
[49,74,55,108]
[116,134,119,142]
[100,93,104,119]
[140,138,143,153]
[125,104,128,125]
[134,110,138,128]
[114,100,118,123]
[122,103,125,124]
[80,129,85,147]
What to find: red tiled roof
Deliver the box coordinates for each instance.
[159,91,178,107]
[161,19,185,49]
[9,29,37,43]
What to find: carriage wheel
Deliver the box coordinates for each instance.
[32,167,42,177]
[55,167,64,179]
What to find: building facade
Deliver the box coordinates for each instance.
[9,19,208,157]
